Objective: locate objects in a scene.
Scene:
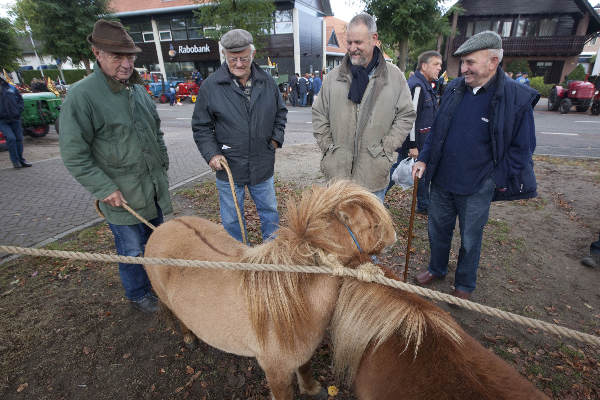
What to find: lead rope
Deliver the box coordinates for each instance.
[93,158,246,245]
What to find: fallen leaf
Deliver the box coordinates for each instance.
[186,365,194,374]
[584,303,593,310]
[159,368,166,374]
[83,346,91,355]
[328,385,339,396]
[123,353,131,359]
[17,383,28,393]
[175,386,184,393]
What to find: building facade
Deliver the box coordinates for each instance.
[109,0,332,81]
[444,0,600,83]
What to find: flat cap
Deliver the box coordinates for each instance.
[220,29,253,52]
[454,30,502,56]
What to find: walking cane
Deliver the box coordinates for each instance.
[403,176,419,282]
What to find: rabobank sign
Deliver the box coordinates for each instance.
[178,44,211,54]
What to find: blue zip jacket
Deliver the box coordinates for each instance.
[404,70,438,150]
[0,80,24,121]
[418,66,540,201]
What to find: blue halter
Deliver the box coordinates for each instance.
[344,224,380,265]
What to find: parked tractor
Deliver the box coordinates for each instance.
[21,92,62,137]
[547,80,596,114]
[176,81,200,103]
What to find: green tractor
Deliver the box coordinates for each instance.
[21,92,62,138]
[260,64,289,95]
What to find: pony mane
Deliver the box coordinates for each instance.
[331,278,463,383]
[241,180,393,351]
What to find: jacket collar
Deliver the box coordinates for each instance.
[414,70,436,93]
[337,47,388,84]
[94,62,143,93]
[214,62,266,85]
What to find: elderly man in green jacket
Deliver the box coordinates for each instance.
[59,20,172,313]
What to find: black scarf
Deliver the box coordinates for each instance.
[348,46,380,104]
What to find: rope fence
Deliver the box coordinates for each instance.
[1,244,599,347]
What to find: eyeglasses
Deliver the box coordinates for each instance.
[227,56,251,64]
[103,52,137,63]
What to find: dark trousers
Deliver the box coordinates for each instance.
[0,119,25,167]
[591,233,600,255]
[290,89,298,106]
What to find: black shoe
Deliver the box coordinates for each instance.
[130,293,158,313]
[581,254,600,269]
[416,208,428,215]
[20,160,32,167]
[13,162,23,169]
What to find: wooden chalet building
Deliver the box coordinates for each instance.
[444,0,600,83]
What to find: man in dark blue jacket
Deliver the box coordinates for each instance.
[386,50,442,213]
[412,31,539,300]
[0,76,31,169]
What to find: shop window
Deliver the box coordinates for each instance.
[501,21,512,37]
[188,28,203,39]
[274,9,293,34]
[526,20,538,37]
[143,31,155,42]
[465,22,473,37]
[515,19,526,37]
[474,20,491,35]
[172,29,187,40]
[171,17,186,29]
[125,22,146,43]
[130,32,143,43]
[204,26,217,36]
[159,31,172,41]
[158,19,171,31]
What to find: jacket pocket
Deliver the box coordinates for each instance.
[321,144,352,179]
[367,142,394,163]
[508,166,536,195]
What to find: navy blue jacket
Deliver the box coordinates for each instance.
[0,80,24,122]
[418,66,540,201]
[404,70,438,150]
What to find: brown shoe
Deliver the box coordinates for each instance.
[451,289,471,300]
[415,270,444,285]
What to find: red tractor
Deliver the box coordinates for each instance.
[176,82,200,103]
[547,80,596,114]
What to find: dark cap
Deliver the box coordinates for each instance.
[87,19,141,54]
[454,30,502,57]
[220,29,253,52]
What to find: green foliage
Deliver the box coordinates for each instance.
[20,69,87,85]
[529,76,553,97]
[504,59,531,75]
[192,0,275,53]
[565,64,586,82]
[12,0,111,70]
[365,0,449,70]
[0,17,22,71]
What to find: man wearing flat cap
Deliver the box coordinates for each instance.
[412,31,539,300]
[192,29,287,242]
[59,20,172,313]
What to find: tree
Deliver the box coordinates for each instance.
[193,0,275,53]
[365,0,449,71]
[0,17,22,72]
[12,0,111,73]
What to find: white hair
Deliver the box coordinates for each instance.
[348,13,377,33]
[488,48,503,63]
[222,44,256,62]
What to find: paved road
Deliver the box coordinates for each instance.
[1,100,599,254]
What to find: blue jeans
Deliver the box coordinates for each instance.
[300,92,307,106]
[372,188,386,203]
[0,120,25,166]
[591,233,600,255]
[427,178,495,293]
[108,204,163,301]
[216,176,279,242]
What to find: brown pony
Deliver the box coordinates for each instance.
[144,180,397,399]
[331,278,549,399]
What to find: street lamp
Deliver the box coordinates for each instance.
[25,21,44,78]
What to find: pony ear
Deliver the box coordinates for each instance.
[335,208,351,226]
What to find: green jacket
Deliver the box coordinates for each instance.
[59,63,172,225]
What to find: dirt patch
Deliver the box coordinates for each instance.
[1,149,599,399]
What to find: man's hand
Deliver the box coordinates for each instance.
[209,155,226,171]
[412,161,426,180]
[102,190,127,207]
[408,148,419,159]
[270,139,278,149]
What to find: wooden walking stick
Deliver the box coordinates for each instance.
[403,176,419,282]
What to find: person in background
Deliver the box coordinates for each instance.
[192,69,203,86]
[288,73,298,107]
[311,72,322,99]
[192,29,287,242]
[386,50,442,215]
[516,72,530,86]
[0,75,31,169]
[169,83,176,106]
[298,73,310,107]
[59,20,172,313]
[412,31,539,300]
[581,233,600,268]
[307,73,315,106]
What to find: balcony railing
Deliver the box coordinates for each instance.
[452,35,587,57]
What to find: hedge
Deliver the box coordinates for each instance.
[19,69,88,85]
[528,76,553,98]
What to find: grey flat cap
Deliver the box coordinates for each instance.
[221,29,253,52]
[454,30,502,56]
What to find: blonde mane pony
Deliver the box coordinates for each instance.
[241,180,394,350]
[331,279,463,383]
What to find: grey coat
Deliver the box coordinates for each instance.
[192,62,287,185]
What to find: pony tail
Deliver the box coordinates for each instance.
[330,278,463,384]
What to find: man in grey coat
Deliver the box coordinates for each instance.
[192,29,287,242]
[313,13,415,202]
